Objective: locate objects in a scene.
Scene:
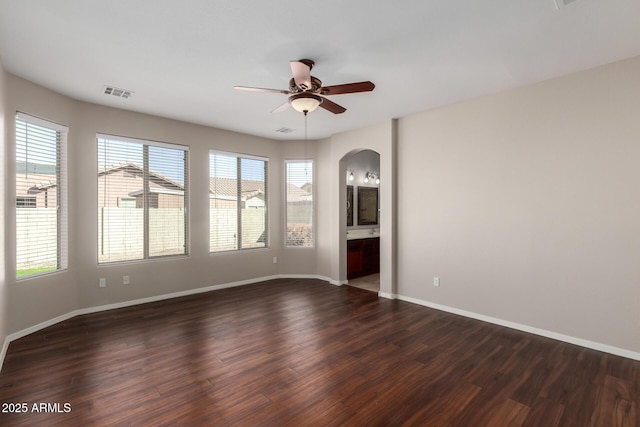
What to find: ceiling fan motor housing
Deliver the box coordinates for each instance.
[289,76,322,93]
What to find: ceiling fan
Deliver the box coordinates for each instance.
[234,59,375,115]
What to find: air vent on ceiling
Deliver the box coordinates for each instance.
[554,0,580,9]
[275,127,294,134]
[104,86,134,99]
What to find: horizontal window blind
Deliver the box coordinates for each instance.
[15,113,68,279]
[285,160,313,247]
[210,151,268,252]
[98,135,188,264]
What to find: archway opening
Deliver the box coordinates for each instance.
[340,149,380,293]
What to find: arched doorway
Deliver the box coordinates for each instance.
[328,120,396,299]
[343,149,380,292]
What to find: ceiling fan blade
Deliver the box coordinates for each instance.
[320,81,375,96]
[234,86,290,95]
[318,97,346,114]
[290,61,312,91]
[271,101,290,114]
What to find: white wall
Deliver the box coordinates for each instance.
[396,56,640,354]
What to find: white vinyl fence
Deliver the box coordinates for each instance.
[98,208,186,263]
[16,208,58,273]
[210,208,267,251]
[18,207,278,270]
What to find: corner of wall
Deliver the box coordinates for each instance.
[0,59,9,370]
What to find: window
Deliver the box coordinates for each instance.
[97,134,189,264]
[118,198,136,208]
[285,160,313,247]
[16,197,36,208]
[15,113,68,279]
[209,151,268,252]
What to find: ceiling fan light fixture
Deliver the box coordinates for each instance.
[289,93,322,114]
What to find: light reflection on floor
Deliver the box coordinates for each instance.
[346,273,379,293]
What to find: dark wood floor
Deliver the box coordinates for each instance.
[0,278,638,426]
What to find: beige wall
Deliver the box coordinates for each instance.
[2,54,640,364]
[278,140,319,275]
[396,56,640,354]
[319,120,397,294]
[2,72,318,335]
[4,73,80,336]
[73,100,287,309]
[0,62,8,365]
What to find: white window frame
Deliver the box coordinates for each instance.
[15,112,68,280]
[209,150,269,253]
[285,159,314,248]
[97,133,189,264]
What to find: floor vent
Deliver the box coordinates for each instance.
[104,86,134,99]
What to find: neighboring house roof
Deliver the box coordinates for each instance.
[208,178,311,203]
[19,161,312,203]
[15,163,57,195]
[209,177,267,202]
[286,183,312,203]
[209,177,262,195]
[128,188,185,197]
[99,162,184,192]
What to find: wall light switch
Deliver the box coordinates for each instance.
[273,257,277,264]
[99,278,106,288]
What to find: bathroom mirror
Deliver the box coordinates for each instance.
[357,187,378,226]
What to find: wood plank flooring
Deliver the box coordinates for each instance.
[0,278,638,426]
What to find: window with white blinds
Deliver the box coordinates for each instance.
[97,134,189,264]
[209,151,268,252]
[15,113,68,279]
[285,160,313,247]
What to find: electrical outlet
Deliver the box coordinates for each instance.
[123,275,130,285]
[99,278,106,288]
[433,277,440,287]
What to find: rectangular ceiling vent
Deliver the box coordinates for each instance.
[104,86,134,99]
[554,0,580,9]
[275,127,294,134]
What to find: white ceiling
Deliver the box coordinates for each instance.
[1,0,640,140]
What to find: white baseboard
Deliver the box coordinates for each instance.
[77,275,282,317]
[6,310,81,344]
[396,294,640,362]
[378,291,397,300]
[279,274,333,283]
[0,337,9,373]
